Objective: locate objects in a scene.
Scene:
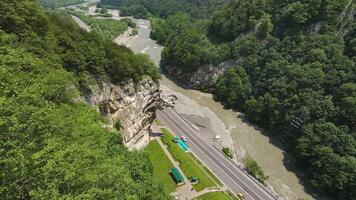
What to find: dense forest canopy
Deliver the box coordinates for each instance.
[0,0,166,199]
[99,0,228,18]
[39,0,84,8]
[100,0,356,199]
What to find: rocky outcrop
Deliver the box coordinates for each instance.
[84,77,162,150]
[83,76,176,150]
[165,60,236,92]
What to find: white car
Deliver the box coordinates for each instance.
[214,135,221,142]
[180,135,187,142]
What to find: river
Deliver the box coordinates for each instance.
[73,5,320,200]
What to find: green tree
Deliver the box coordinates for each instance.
[216,66,252,108]
[255,15,273,39]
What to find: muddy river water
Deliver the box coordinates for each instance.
[75,5,320,199]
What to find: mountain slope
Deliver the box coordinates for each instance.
[0,0,168,199]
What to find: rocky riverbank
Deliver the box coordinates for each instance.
[164,60,236,92]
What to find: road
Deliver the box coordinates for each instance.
[157,108,277,200]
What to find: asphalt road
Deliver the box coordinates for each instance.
[157,108,277,200]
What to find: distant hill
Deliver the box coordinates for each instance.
[38,0,85,8]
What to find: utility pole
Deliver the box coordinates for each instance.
[275,117,304,143]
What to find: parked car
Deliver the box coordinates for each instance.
[180,135,187,142]
[237,192,245,199]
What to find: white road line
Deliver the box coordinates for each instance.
[161,108,275,200]
[159,110,267,200]
[157,111,250,198]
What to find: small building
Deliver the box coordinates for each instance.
[170,167,184,185]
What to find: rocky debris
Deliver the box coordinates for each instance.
[165,60,236,92]
[158,89,177,109]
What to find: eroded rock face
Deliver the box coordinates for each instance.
[85,77,160,150]
[165,60,236,92]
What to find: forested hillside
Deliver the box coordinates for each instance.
[0,0,166,199]
[100,0,356,199]
[98,0,228,18]
[39,0,84,8]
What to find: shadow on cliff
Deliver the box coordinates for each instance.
[159,66,191,90]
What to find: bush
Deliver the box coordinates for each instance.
[222,147,233,159]
[243,156,269,185]
[130,29,138,36]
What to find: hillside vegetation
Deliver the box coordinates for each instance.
[100,0,356,199]
[39,0,84,8]
[98,0,228,19]
[0,0,166,199]
[66,9,135,40]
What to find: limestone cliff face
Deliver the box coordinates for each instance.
[165,60,236,92]
[84,77,160,150]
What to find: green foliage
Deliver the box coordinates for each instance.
[100,7,108,14]
[0,1,167,199]
[243,156,269,185]
[120,17,137,28]
[296,120,356,197]
[161,17,229,71]
[222,147,233,159]
[255,15,273,39]
[146,140,177,193]
[130,28,138,36]
[160,128,217,191]
[99,0,228,19]
[66,10,129,40]
[38,0,84,8]
[120,4,148,18]
[194,191,232,200]
[216,66,252,108]
[109,0,356,198]
[209,0,267,41]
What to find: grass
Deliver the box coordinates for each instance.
[226,190,240,200]
[66,10,129,40]
[153,119,162,126]
[189,153,223,187]
[146,140,177,193]
[194,192,232,200]
[161,128,217,191]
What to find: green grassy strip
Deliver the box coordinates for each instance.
[189,153,223,187]
[160,128,216,191]
[146,140,177,193]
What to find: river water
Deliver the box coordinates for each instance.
[74,5,319,200]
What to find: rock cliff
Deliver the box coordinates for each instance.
[83,76,176,150]
[164,60,236,92]
[84,77,160,150]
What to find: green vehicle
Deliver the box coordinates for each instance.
[170,167,184,185]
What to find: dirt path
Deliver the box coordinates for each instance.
[71,15,91,32]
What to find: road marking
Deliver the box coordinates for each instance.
[157,111,249,197]
[161,108,276,200]
[159,110,269,200]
